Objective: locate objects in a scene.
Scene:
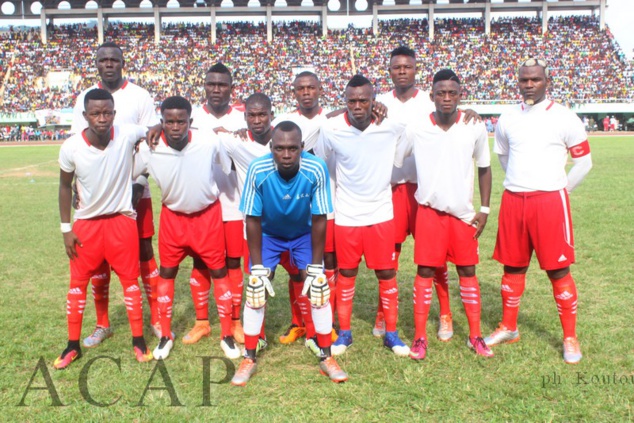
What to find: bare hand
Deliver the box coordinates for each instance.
[470,213,488,239]
[233,128,248,141]
[63,231,82,260]
[461,108,482,124]
[372,101,388,125]
[213,126,232,135]
[146,124,163,150]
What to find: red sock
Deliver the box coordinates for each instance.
[288,278,303,327]
[413,275,433,339]
[228,267,243,320]
[67,279,89,340]
[190,267,211,320]
[295,285,315,338]
[212,276,233,338]
[501,273,526,331]
[434,264,451,316]
[550,273,578,339]
[157,277,175,339]
[324,268,337,321]
[459,276,482,338]
[336,275,356,331]
[120,278,144,338]
[140,259,159,325]
[244,334,259,351]
[379,278,399,332]
[91,262,110,328]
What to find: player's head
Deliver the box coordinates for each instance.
[271,121,303,178]
[292,71,322,112]
[431,69,461,115]
[160,96,193,144]
[204,63,233,111]
[83,88,115,136]
[518,58,549,106]
[389,46,417,91]
[345,74,374,129]
[96,42,125,84]
[245,93,273,140]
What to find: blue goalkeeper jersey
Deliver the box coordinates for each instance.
[240,151,333,240]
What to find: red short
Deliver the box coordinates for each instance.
[70,214,140,280]
[392,182,418,244]
[414,205,479,267]
[224,219,246,258]
[335,220,396,270]
[136,197,155,239]
[324,218,335,254]
[494,189,575,270]
[159,202,226,270]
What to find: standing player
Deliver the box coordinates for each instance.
[374,46,453,342]
[485,58,592,364]
[56,88,152,369]
[71,42,161,347]
[272,71,338,346]
[135,96,239,360]
[395,69,494,360]
[184,63,247,345]
[315,75,409,357]
[231,121,346,386]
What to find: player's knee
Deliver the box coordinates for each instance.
[210,267,227,279]
[546,267,570,280]
[417,266,435,278]
[160,266,179,279]
[375,269,395,280]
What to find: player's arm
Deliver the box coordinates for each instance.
[59,169,81,259]
[470,166,492,239]
[245,215,275,308]
[311,214,327,265]
[245,215,264,266]
[566,141,592,193]
[460,108,483,124]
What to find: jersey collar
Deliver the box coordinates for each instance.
[160,130,192,147]
[521,99,554,112]
[203,104,233,116]
[97,80,128,91]
[82,127,114,147]
[429,110,461,126]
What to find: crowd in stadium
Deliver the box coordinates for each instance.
[0,15,632,114]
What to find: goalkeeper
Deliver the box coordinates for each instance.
[231,121,347,386]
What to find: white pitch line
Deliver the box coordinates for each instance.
[0,160,58,175]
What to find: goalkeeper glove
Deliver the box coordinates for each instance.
[302,264,330,308]
[247,265,274,308]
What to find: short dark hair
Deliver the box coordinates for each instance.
[97,41,123,54]
[245,93,272,111]
[390,46,416,60]
[207,62,232,84]
[272,121,302,142]
[294,71,320,84]
[433,69,461,86]
[346,74,372,89]
[160,96,192,116]
[84,88,114,109]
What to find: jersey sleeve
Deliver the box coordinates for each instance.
[120,124,148,146]
[493,115,509,156]
[70,92,87,134]
[473,122,491,168]
[137,91,159,126]
[133,143,150,179]
[311,159,333,216]
[239,162,263,217]
[218,134,236,175]
[394,124,414,168]
[58,141,76,173]
[563,111,589,150]
[314,127,332,161]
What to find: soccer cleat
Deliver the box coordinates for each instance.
[331,330,353,355]
[437,314,453,342]
[231,320,245,344]
[384,331,410,357]
[53,349,82,370]
[182,321,211,345]
[467,336,495,358]
[484,323,520,346]
[319,357,348,383]
[231,358,257,386]
[152,322,174,340]
[305,336,322,357]
[278,324,306,344]
[372,311,386,337]
[135,346,154,362]
[331,328,338,343]
[409,336,428,360]
[221,336,242,359]
[153,337,173,360]
[83,326,113,348]
[563,337,582,364]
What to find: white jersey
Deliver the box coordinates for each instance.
[376,89,434,185]
[315,113,406,226]
[494,100,587,192]
[396,111,490,223]
[218,130,271,196]
[192,105,246,221]
[134,130,220,214]
[59,124,146,221]
[71,80,158,199]
[272,107,330,152]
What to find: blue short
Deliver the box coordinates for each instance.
[252,232,312,272]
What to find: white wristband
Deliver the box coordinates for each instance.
[480,206,490,214]
[61,223,72,233]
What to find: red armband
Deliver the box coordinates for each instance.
[569,140,590,158]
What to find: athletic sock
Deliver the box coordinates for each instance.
[500,273,526,331]
[189,267,211,320]
[459,276,482,338]
[324,268,337,321]
[288,278,303,327]
[243,304,265,352]
[212,275,233,338]
[140,259,160,325]
[336,275,356,331]
[379,277,399,332]
[156,277,175,339]
[228,267,244,320]
[550,273,578,339]
[294,282,315,338]
[61,341,81,358]
[434,264,451,316]
[413,275,433,339]
[90,262,111,328]
[120,278,145,338]
[67,279,89,341]
[312,303,333,349]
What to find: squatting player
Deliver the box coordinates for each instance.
[485,58,592,364]
[56,88,152,369]
[135,96,239,360]
[231,121,347,386]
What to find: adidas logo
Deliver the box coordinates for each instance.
[558,254,567,262]
[68,287,83,295]
[218,291,233,301]
[148,269,159,278]
[157,295,172,303]
[384,287,398,295]
[93,273,108,280]
[282,194,292,200]
[190,278,200,286]
[501,284,513,292]
[126,285,140,292]
[555,290,573,301]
